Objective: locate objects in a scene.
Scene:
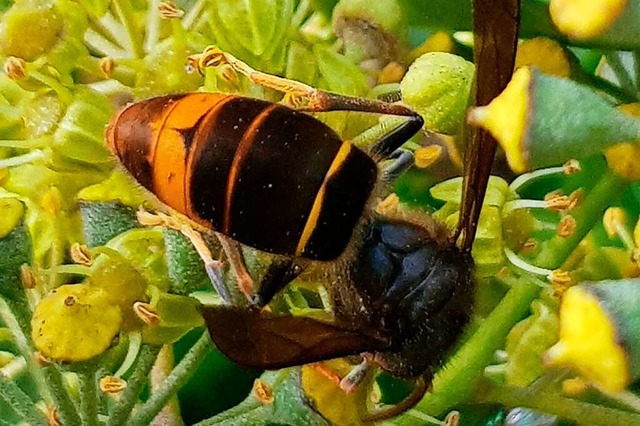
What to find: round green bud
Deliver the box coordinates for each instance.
[0,1,63,61]
[401,52,474,135]
[332,0,408,63]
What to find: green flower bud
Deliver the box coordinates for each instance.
[332,0,408,63]
[105,228,170,292]
[0,1,63,61]
[207,0,294,73]
[87,247,148,329]
[432,176,513,277]
[401,52,474,135]
[134,34,203,99]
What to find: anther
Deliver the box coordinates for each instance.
[557,215,576,238]
[100,375,128,394]
[158,1,184,18]
[252,379,274,404]
[133,302,160,326]
[4,56,27,80]
[70,243,92,266]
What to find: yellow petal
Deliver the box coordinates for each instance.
[546,286,630,392]
[467,67,530,173]
[550,0,628,39]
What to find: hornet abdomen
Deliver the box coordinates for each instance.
[107,93,378,260]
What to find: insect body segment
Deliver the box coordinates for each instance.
[344,217,474,379]
[107,93,378,261]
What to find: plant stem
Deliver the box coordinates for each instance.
[477,383,640,425]
[0,298,81,425]
[144,0,161,53]
[182,0,207,29]
[41,366,82,425]
[128,332,213,426]
[412,277,541,417]
[192,391,264,426]
[0,150,46,168]
[86,13,125,49]
[0,374,47,425]
[149,345,182,426]
[79,366,99,426]
[535,169,627,269]
[107,344,161,426]
[112,0,145,58]
[584,72,638,104]
[604,52,639,101]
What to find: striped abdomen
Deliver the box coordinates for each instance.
[106,93,378,261]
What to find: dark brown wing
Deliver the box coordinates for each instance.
[457,0,521,250]
[200,306,391,369]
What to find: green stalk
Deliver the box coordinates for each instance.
[584,72,638,104]
[634,50,640,93]
[85,13,126,49]
[535,169,627,269]
[194,370,290,426]
[112,0,145,58]
[144,0,161,53]
[477,383,640,425]
[412,277,542,417]
[41,366,82,425]
[182,0,207,29]
[0,298,81,425]
[106,345,161,426]
[194,402,264,426]
[0,375,47,425]
[604,52,639,101]
[79,366,99,426]
[148,345,182,425]
[128,332,214,426]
